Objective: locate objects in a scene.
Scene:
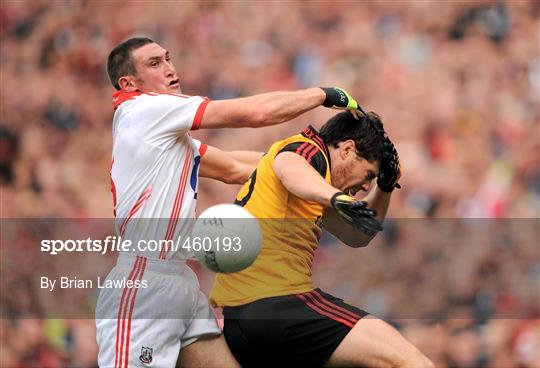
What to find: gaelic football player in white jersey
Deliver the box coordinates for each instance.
[96,37,364,367]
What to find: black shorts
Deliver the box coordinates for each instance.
[223,288,369,367]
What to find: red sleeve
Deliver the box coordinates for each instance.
[191,98,211,131]
[199,143,208,157]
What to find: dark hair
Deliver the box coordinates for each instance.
[107,37,155,90]
[319,111,386,163]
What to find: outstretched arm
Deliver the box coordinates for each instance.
[199,145,263,185]
[226,150,264,168]
[200,87,361,129]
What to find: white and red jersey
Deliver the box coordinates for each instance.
[110,90,209,261]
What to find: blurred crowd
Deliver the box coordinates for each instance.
[1,1,538,367]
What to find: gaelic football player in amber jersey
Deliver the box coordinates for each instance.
[96,37,364,368]
[211,111,434,367]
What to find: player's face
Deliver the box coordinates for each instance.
[130,43,181,94]
[332,142,379,196]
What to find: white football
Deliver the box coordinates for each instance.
[192,204,262,273]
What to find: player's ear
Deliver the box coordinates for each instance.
[340,140,356,159]
[118,76,137,92]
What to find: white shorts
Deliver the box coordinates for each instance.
[95,254,221,368]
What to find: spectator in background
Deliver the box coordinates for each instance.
[0,126,19,185]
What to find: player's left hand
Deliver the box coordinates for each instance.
[320,87,366,120]
[377,137,402,193]
[331,192,383,236]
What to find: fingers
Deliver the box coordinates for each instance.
[348,200,367,209]
[355,217,383,236]
[357,208,377,217]
[350,106,367,120]
[349,202,377,217]
[377,135,402,192]
[339,212,355,225]
[364,217,383,231]
[334,199,382,235]
[356,104,367,116]
[349,204,378,219]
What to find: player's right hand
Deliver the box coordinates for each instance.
[377,137,402,193]
[320,87,366,119]
[330,192,383,236]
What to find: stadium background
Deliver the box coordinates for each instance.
[1,1,538,367]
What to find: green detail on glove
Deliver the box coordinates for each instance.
[320,87,366,119]
[336,87,359,110]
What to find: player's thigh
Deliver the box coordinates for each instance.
[176,334,240,368]
[325,316,433,368]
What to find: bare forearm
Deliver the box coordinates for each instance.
[322,207,374,247]
[280,167,338,205]
[360,187,392,222]
[199,146,256,185]
[201,88,325,129]
[246,88,325,126]
[228,151,264,167]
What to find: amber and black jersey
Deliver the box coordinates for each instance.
[210,126,332,307]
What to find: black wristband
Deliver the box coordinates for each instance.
[320,87,342,108]
[330,191,346,207]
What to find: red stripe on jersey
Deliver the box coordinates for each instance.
[161,153,192,259]
[199,143,208,157]
[312,135,324,148]
[297,294,355,328]
[166,153,192,241]
[119,187,152,237]
[163,153,191,242]
[115,256,141,368]
[112,90,142,110]
[303,145,318,161]
[118,256,144,368]
[312,135,329,158]
[117,256,142,368]
[295,142,308,155]
[311,290,362,321]
[191,98,210,130]
[111,158,117,217]
[296,142,311,157]
[306,292,359,324]
[113,90,203,111]
[164,154,192,256]
[306,146,319,163]
[123,257,147,367]
[152,91,190,98]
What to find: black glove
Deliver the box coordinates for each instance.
[320,87,366,119]
[331,192,383,236]
[377,137,402,193]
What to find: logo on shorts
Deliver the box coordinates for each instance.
[139,346,153,364]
